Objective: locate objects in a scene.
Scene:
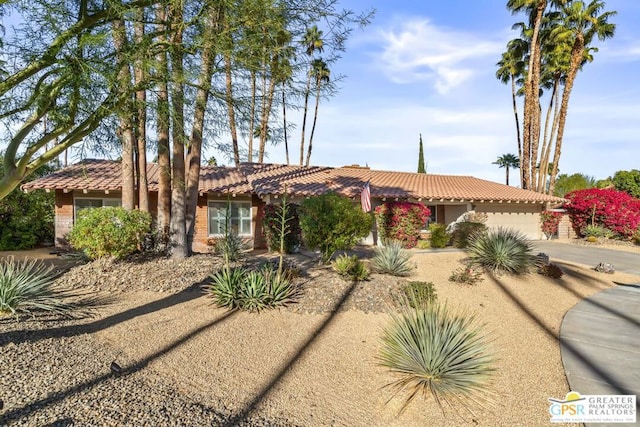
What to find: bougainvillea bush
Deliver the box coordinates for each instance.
[564,188,640,239]
[540,210,563,240]
[374,202,430,248]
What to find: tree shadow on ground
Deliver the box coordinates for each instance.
[0,278,211,346]
[0,309,238,424]
[485,272,633,396]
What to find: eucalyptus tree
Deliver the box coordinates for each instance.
[299,25,323,166]
[0,0,159,201]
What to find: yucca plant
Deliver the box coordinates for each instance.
[240,270,268,312]
[466,227,534,274]
[372,240,414,276]
[261,263,299,307]
[378,300,496,415]
[207,267,246,309]
[0,257,80,319]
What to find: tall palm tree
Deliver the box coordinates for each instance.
[299,25,323,166]
[493,154,520,186]
[496,37,528,186]
[547,0,615,195]
[306,58,330,166]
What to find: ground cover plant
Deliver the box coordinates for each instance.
[299,193,372,263]
[375,202,430,248]
[0,257,81,319]
[466,227,534,274]
[372,240,414,276]
[449,262,484,285]
[68,207,152,259]
[378,297,495,414]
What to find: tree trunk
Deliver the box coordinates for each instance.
[282,83,289,164]
[134,9,149,212]
[548,35,584,196]
[224,53,240,166]
[506,166,510,186]
[248,71,256,162]
[510,75,523,185]
[537,78,557,192]
[168,0,187,259]
[306,79,321,167]
[299,70,312,166]
[258,69,277,163]
[155,3,171,240]
[111,18,136,210]
[185,5,219,254]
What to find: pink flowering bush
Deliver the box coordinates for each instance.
[540,210,563,240]
[374,202,430,248]
[564,188,640,239]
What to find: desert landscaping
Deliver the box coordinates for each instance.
[2,247,638,426]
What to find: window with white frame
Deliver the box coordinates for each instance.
[208,201,252,236]
[74,198,122,220]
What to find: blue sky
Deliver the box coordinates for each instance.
[265,0,640,184]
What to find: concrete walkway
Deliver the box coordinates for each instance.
[538,242,640,426]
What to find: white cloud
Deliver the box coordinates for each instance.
[373,18,505,94]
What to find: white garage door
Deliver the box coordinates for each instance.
[476,204,542,240]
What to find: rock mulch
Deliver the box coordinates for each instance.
[1,250,409,426]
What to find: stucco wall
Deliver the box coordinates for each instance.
[476,203,544,240]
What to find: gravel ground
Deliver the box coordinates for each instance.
[2,249,639,426]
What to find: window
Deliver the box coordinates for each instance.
[74,198,122,220]
[426,205,437,224]
[208,201,252,236]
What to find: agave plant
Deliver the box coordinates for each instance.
[207,267,245,309]
[332,254,369,282]
[378,300,496,414]
[0,257,80,319]
[239,270,269,311]
[261,263,299,307]
[372,240,414,276]
[466,227,534,274]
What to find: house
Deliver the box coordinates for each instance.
[21,159,564,251]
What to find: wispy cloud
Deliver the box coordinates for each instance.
[372,18,505,94]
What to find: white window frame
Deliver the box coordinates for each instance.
[207,200,252,237]
[73,197,122,221]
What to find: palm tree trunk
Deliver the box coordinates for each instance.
[248,71,256,162]
[111,18,136,211]
[169,0,187,259]
[224,53,240,166]
[258,72,277,163]
[185,5,218,254]
[548,36,584,196]
[299,70,312,166]
[134,10,149,212]
[155,3,171,240]
[536,78,557,192]
[506,166,510,186]
[306,80,321,167]
[510,75,522,184]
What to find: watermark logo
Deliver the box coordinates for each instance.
[549,391,636,423]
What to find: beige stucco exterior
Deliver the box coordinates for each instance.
[476,202,544,240]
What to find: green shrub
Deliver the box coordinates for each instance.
[586,235,598,243]
[0,257,80,319]
[450,222,487,248]
[299,193,372,263]
[207,265,299,312]
[332,254,369,282]
[401,281,437,308]
[428,223,449,248]
[372,240,414,276]
[537,263,564,279]
[449,263,484,285]
[374,202,430,248]
[68,207,152,259]
[416,239,430,249]
[262,202,302,254]
[378,302,495,413]
[466,227,534,274]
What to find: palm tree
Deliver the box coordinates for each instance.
[299,25,323,166]
[306,59,330,166]
[547,0,615,195]
[493,154,520,186]
[496,37,528,186]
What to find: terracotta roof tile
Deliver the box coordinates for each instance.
[21,159,564,204]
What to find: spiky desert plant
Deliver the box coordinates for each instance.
[466,227,534,274]
[0,257,79,319]
[207,267,246,309]
[372,240,414,276]
[332,254,369,281]
[261,263,300,307]
[378,300,496,415]
[240,270,269,312]
[401,281,437,308]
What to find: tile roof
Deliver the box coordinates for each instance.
[22,159,564,203]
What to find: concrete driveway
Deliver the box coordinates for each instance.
[533,241,640,275]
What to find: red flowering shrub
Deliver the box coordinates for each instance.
[374,202,430,248]
[564,188,640,239]
[540,210,563,240]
